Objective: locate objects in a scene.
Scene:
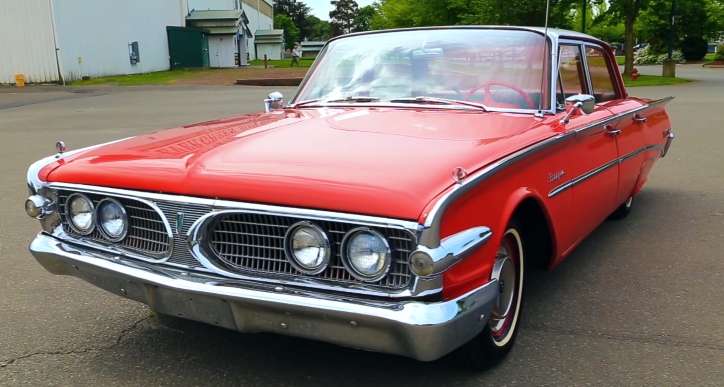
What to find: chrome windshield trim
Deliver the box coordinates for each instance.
[289,102,550,115]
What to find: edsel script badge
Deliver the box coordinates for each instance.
[548,171,565,183]
[175,212,184,235]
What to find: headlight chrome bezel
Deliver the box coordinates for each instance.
[284,221,332,275]
[341,227,392,282]
[96,198,129,242]
[65,193,96,235]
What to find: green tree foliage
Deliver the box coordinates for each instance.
[330,0,360,36]
[273,0,316,40]
[274,14,301,49]
[354,5,377,32]
[371,0,577,30]
[306,15,333,40]
[595,0,649,75]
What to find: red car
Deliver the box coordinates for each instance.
[25,27,674,370]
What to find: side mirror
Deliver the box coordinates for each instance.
[560,94,595,125]
[264,91,284,112]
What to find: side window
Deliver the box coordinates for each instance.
[557,45,585,108]
[585,47,617,102]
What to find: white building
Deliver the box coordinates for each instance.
[186,10,251,67]
[185,0,274,61]
[0,0,185,84]
[0,0,274,84]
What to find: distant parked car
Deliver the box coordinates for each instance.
[634,43,649,51]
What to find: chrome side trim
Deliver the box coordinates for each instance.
[419,101,673,248]
[411,226,493,278]
[548,144,667,198]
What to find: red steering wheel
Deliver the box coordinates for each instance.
[464,81,536,109]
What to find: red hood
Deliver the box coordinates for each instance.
[45,108,554,220]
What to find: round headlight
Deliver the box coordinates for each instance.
[284,222,331,274]
[97,198,128,242]
[342,228,391,282]
[66,193,95,235]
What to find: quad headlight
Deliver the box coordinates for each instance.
[65,193,95,235]
[97,198,128,242]
[342,228,392,282]
[284,222,331,274]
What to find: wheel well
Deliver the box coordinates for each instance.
[511,198,553,271]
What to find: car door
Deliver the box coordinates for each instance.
[552,43,620,251]
[582,44,647,207]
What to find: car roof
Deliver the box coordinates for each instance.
[333,25,602,44]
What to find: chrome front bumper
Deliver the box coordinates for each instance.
[29,233,499,361]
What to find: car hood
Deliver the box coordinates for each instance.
[45,107,554,220]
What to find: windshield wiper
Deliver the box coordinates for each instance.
[388,96,489,111]
[324,96,380,103]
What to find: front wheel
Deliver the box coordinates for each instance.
[609,196,634,220]
[454,223,525,370]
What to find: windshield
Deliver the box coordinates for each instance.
[292,28,550,111]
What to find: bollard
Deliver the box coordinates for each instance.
[264,55,268,69]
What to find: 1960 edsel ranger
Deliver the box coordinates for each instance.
[25,26,674,370]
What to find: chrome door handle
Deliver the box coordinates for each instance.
[633,114,647,124]
[604,125,621,136]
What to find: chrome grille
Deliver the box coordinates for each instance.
[155,201,213,269]
[209,213,415,288]
[57,191,169,258]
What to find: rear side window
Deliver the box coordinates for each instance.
[585,47,617,102]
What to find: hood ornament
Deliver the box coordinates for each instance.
[452,167,468,184]
[55,141,66,158]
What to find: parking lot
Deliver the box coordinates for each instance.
[1,65,722,386]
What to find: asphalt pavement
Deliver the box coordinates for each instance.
[0,66,722,386]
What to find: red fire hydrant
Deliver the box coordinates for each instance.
[631,68,640,81]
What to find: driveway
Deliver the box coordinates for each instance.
[0,71,722,386]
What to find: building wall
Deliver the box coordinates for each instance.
[0,0,59,84]
[208,35,237,67]
[186,0,273,60]
[256,43,283,61]
[53,0,184,81]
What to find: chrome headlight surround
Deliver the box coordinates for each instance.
[284,221,332,275]
[96,198,129,242]
[341,227,392,282]
[65,193,96,235]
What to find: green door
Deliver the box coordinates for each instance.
[167,26,211,69]
[201,33,210,68]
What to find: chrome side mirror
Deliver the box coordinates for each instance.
[560,94,595,125]
[264,91,284,112]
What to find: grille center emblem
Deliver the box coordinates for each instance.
[175,212,184,235]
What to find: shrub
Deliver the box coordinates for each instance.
[716,45,724,62]
[680,36,708,61]
[634,45,686,64]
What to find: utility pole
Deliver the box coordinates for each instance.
[668,0,677,60]
[582,0,587,33]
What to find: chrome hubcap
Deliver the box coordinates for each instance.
[625,197,633,208]
[489,244,516,332]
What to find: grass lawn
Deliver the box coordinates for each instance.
[623,74,693,87]
[249,58,315,68]
[68,69,215,86]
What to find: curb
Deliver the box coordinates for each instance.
[236,78,303,86]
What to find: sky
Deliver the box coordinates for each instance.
[303,0,376,20]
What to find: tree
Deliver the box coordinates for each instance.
[274,0,314,40]
[597,0,650,75]
[354,5,376,32]
[274,14,301,50]
[330,0,359,36]
[306,15,333,40]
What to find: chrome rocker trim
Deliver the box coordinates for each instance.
[29,233,500,362]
